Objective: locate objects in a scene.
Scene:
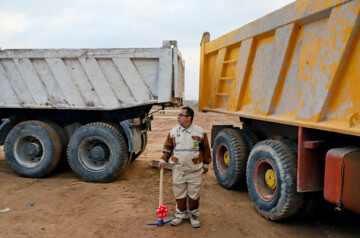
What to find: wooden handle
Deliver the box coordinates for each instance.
[159,167,164,207]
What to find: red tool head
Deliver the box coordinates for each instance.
[156,205,168,219]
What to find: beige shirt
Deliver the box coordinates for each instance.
[161,124,211,173]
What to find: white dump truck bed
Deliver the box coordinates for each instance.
[0,41,184,110]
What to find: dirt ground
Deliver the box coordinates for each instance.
[0,107,359,238]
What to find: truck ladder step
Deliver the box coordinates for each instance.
[222,59,238,64]
[219,77,234,80]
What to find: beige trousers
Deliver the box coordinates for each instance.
[172,167,203,200]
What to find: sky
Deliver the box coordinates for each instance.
[0,0,295,100]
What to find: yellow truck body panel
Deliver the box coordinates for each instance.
[199,0,360,136]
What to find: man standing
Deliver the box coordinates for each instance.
[159,107,211,228]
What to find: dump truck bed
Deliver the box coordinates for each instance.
[0,41,184,110]
[199,0,360,136]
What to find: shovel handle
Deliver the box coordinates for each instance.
[159,167,164,207]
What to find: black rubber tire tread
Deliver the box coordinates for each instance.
[48,121,69,170]
[67,122,128,182]
[44,121,69,150]
[241,129,259,152]
[101,121,132,166]
[282,139,298,155]
[141,132,148,153]
[100,122,129,173]
[281,139,324,219]
[213,128,249,189]
[40,120,69,167]
[4,120,62,178]
[131,132,148,162]
[101,121,123,135]
[0,116,22,145]
[103,121,147,163]
[246,140,304,221]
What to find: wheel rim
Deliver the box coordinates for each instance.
[254,159,277,201]
[13,133,45,168]
[78,136,112,172]
[216,143,230,174]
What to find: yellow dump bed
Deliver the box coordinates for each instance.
[199,0,360,136]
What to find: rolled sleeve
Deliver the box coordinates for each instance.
[200,133,212,165]
[161,133,174,162]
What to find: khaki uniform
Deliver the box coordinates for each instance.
[161,124,211,218]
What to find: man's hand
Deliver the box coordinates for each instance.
[158,162,165,169]
[203,167,209,174]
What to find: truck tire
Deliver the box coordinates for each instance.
[4,120,62,178]
[213,128,249,189]
[101,121,132,166]
[246,140,303,220]
[67,122,128,182]
[131,132,148,162]
[40,120,69,169]
[44,121,68,153]
[281,139,323,219]
[281,139,298,155]
[241,129,259,151]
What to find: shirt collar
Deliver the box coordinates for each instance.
[180,123,193,132]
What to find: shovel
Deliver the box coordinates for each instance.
[147,167,174,226]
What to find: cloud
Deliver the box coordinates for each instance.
[0,12,31,35]
[50,8,92,26]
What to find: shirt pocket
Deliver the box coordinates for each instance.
[191,136,202,149]
[192,157,202,165]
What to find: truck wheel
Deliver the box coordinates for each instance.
[131,132,148,162]
[102,121,133,166]
[213,128,249,189]
[41,120,69,169]
[241,130,259,151]
[4,120,62,178]
[45,121,69,153]
[67,122,128,182]
[282,139,298,155]
[281,139,323,219]
[246,140,303,220]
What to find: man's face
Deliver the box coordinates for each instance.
[177,109,191,128]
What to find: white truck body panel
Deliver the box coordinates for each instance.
[0,41,184,110]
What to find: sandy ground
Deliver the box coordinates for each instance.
[0,108,359,238]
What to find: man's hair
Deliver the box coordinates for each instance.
[182,106,194,122]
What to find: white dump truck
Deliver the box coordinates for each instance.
[0,41,184,182]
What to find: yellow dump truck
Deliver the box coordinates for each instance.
[199,0,360,220]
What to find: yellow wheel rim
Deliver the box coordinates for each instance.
[265,169,277,190]
[224,151,230,166]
